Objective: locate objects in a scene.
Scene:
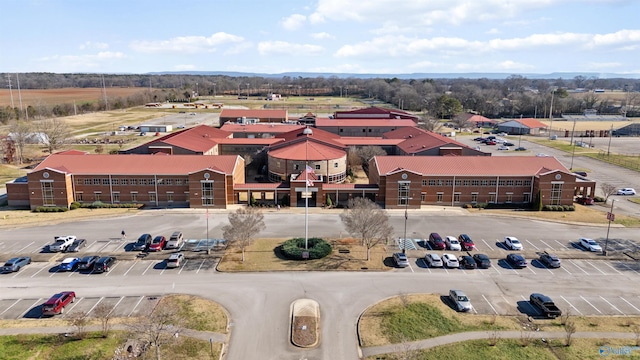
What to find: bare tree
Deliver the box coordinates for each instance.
[35,117,71,154]
[222,207,266,262]
[600,183,618,203]
[129,301,184,360]
[68,311,89,339]
[8,120,33,164]
[93,302,115,338]
[417,112,443,132]
[564,319,577,346]
[340,197,393,261]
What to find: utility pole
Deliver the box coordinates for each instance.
[6,74,15,108]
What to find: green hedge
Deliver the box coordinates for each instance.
[78,201,142,209]
[542,205,575,211]
[280,237,332,260]
[33,206,69,212]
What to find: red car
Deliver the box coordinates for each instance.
[458,234,476,251]
[148,236,167,251]
[42,291,76,316]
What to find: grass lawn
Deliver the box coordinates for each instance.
[161,295,228,333]
[0,165,27,192]
[0,208,139,228]
[217,237,389,272]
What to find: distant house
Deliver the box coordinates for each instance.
[219,109,288,124]
[497,118,548,135]
[454,113,497,128]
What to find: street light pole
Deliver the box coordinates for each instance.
[403,196,408,254]
[548,88,556,140]
[570,118,577,170]
[604,199,615,256]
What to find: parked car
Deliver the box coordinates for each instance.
[49,235,77,252]
[506,253,527,268]
[93,256,116,273]
[42,291,76,316]
[65,239,86,253]
[459,255,477,269]
[539,252,561,268]
[576,196,594,205]
[573,171,587,177]
[473,253,491,269]
[1,257,31,273]
[77,255,101,271]
[617,188,636,195]
[473,137,485,142]
[458,234,475,251]
[485,140,496,145]
[428,233,445,250]
[445,236,462,251]
[148,236,167,251]
[166,253,185,269]
[497,145,510,151]
[424,253,443,268]
[579,237,602,252]
[449,289,472,312]
[530,293,562,318]
[393,253,409,268]
[504,236,523,250]
[133,234,152,251]
[536,153,549,157]
[514,147,527,151]
[59,257,81,271]
[166,231,184,249]
[504,142,515,147]
[442,253,459,268]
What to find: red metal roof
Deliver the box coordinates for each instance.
[383,127,473,154]
[34,153,241,175]
[275,127,341,143]
[315,118,417,127]
[337,138,404,146]
[220,109,287,119]
[516,118,548,129]
[132,125,231,153]
[234,183,290,190]
[334,106,419,120]
[215,138,283,145]
[322,183,379,190]
[269,140,345,161]
[220,123,304,133]
[373,156,569,176]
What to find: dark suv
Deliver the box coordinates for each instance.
[428,233,445,250]
[93,256,116,273]
[132,234,152,251]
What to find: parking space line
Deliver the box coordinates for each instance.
[18,298,42,319]
[16,241,35,253]
[111,296,125,316]
[423,241,433,251]
[30,266,48,278]
[443,267,449,274]
[49,268,62,278]
[586,262,607,275]
[0,299,21,316]
[559,265,572,275]
[560,295,583,316]
[602,262,624,276]
[122,261,138,277]
[482,294,498,314]
[66,297,83,314]
[568,260,590,275]
[86,297,104,316]
[618,262,640,275]
[129,296,146,317]
[620,297,640,314]
[554,240,572,250]
[195,259,206,274]
[532,260,553,274]
[481,239,494,251]
[527,265,536,275]
[524,240,540,251]
[520,295,540,314]
[600,296,624,315]
[580,296,602,314]
[178,260,189,274]
[491,265,501,275]
[538,240,555,250]
[96,241,113,253]
[104,263,120,277]
[501,296,512,314]
[86,240,98,249]
[141,262,154,276]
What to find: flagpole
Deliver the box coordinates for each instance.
[303,127,313,250]
[206,208,209,241]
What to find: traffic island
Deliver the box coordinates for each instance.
[290,299,320,348]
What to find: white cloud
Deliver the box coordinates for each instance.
[496,60,534,70]
[130,32,244,54]
[281,14,306,31]
[37,51,126,69]
[79,41,109,50]
[486,28,500,35]
[257,41,324,56]
[311,32,334,40]
[585,62,623,70]
[174,64,196,70]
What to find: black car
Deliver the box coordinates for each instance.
[506,254,527,268]
[459,255,477,269]
[539,253,561,268]
[65,239,86,253]
[93,256,116,273]
[77,255,100,271]
[132,234,152,251]
[504,142,515,147]
[473,253,492,268]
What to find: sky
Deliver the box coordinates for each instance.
[1,0,639,76]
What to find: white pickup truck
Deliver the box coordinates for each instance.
[49,236,77,252]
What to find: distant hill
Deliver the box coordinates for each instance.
[146,71,640,80]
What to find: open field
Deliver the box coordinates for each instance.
[539,119,640,132]
[0,88,148,107]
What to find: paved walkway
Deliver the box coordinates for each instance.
[360,330,638,357]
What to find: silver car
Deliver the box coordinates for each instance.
[449,289,473,312]
[424,253,443,268]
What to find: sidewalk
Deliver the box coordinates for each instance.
[360,330,638,357]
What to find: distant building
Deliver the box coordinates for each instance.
[333,106,419,121]
[496,118,548,135]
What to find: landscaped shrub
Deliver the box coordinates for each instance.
[79,202,142,209]
[594,196,605,202]
[463,203,473,209]
[280,237,332,260]
[70,202,81,210]
[33,206,69,212]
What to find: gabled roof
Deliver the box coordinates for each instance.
[500,118,548,129]
[334,106,419,120]
[456,113,497,124]
[220,123,304,134]
[315,118,417,127]
[219,109,287,119]
[373,156,569,176]
[336,138,404,146]
[32,153,241,175]
[129,125,231,153]
[269,140,345,161]
[54,149,89,155]
[383,127,474,154]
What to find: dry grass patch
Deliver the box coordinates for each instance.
[217,237,389,272]
[159,294,228,333]
[0,208,140,228]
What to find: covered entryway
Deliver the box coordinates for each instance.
[296,187,317,207]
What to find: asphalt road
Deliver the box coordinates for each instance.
[3,210,640,359]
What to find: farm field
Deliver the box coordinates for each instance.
[0,87,148,107]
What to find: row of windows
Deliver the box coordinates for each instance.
[276,162,340,169]
[415,191,532,204]
[77,178,188,186]
[422,179,532,187]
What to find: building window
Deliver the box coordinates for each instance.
[524,180,532,187]
[84,179,91,185]
[506,180,514,186]
[437,179,444,186]
[428,180,436,186]
[498,180,506,186]
[506,193,513,203]
[436,193,443,202]
[41,181,55,206]
[167,192,174,202]
[421,192,426,202]
[112,178,119,185]
[315,164,321,170]
[94,192,102,202]
[422,179,427,186]
[516,180,523,186]
[76,178,83,185]
[523,193,531,203]
[165,179,173,185]
[489,193,496,203]
[202,181,214,206]
[102,178,109,185]
[113,192,120,203]
[149,178,156,185]
[130,179,138,185]
[455,180,462,186]
[131,192,138,202]
[471,193,478,203]
[445,180,453,186]
[75,192,83,202]
[339,129,343,133]
[481,180,488,186]
[489,180,497,186]
[149,192,156,203]
[93,178,100,185]
[454,193,461,203]
[398,181,410,206]
[121,178,129,185]
[175,179,183,186]
[140,179,148,185]
[294,164,299,170]
[551,183,563,205]
[463,180,470,186]
[472,180,480,186]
